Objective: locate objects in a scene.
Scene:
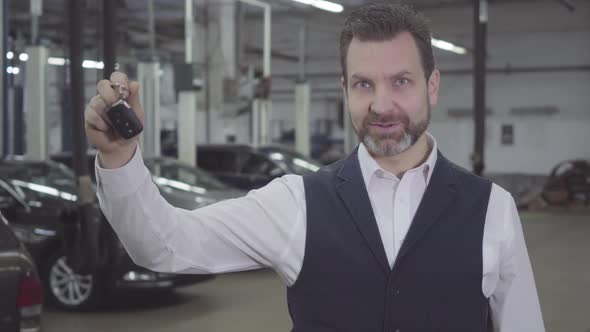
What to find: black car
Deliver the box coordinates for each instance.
[196,144,323,190]
[50,152,246,211]
[0,158,218,311]
[0,210,43,332]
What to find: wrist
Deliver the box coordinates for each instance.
[99,143,137,169]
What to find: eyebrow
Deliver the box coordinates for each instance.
[350,74,372,82]
[350,70,413,82]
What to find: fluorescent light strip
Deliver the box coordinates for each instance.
[48,57,67,66]
[431,37,467,55]
[291,0,343,13]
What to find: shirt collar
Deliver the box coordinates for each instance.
[357,132,438,186]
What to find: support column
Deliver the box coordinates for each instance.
[178,0,199,166]
[246,0,271,146]
[138,62,161,158]
[102,0,116,78]
[295,22,310,156]
[472,0,487,176]
[23,46,48,160]
[295,83,310,156]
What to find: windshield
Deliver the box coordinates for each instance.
[145,159,229,191]
[262,148,322,175]
[1,162,78,202]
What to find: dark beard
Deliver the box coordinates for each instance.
[357,106,430,157]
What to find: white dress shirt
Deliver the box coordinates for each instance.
[95,133,545,331]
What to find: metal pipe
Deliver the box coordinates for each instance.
[68,0,88,179]
[298,22,307,82]
[263,5,271,78]
[473,0,487,176]
[103,0,116,78]
[31,16,38,45]
[147,0,156,57]
[185,0,193,63]
[238,0,271,77]
[30,0,42,45]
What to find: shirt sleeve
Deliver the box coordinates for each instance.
[488,188,545,331]
[94,144,306,284]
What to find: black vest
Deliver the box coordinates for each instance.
[287,149,493,332]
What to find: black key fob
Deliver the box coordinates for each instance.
[106,100,143,139]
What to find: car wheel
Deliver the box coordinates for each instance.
[43,250,104,311]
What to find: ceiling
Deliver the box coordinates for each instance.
[6,0,586,64]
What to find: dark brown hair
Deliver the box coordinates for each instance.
[339,1,435,84]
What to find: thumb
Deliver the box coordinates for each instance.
[127,81,145,123]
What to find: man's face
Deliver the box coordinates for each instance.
[342,32,440,157]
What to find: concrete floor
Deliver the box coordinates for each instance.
[42,212,590,332]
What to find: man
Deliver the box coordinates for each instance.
[85,2,544,331]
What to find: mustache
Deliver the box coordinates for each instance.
[363,112,410,126]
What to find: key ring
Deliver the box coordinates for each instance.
[111,82,129,100]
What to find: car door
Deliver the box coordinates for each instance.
[197,149,246,189]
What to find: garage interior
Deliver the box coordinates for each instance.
[0,0,589,331]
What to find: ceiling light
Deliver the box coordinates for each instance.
[431,38,467,55]
[6,51,14,59]
[311,0,343,12]
[82,60,105,69]
[19,53,29,61]
[291,0,343,13]
[48,57,67,66]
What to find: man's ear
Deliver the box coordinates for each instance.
[341,76,348,98]
[428,69,440,106]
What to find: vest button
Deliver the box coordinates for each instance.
[392,289,400,296]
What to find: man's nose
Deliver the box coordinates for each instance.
[370,86,396,115]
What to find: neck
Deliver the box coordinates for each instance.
[372,134,432,178]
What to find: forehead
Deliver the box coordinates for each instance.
[346,31,424,78]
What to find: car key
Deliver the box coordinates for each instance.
[106,83,143,139]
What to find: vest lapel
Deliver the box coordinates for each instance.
[393,151,458,269]
[335,150,390,275]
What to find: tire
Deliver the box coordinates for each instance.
[42,250,104,311]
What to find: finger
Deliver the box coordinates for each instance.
[85,105,109,132]
[110,71,129,91]
[87,95,113,126]
[97,80,118,106]
[88,95,107,115]
[127,81,144,122]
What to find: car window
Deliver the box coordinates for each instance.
[197,150,238,173]
[146,160,229,191]
[263,149,322,175]
[241,154,282,176]
[6,163,78,202]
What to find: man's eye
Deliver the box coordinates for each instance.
[396,78,410,86]
[355,82,371,89]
